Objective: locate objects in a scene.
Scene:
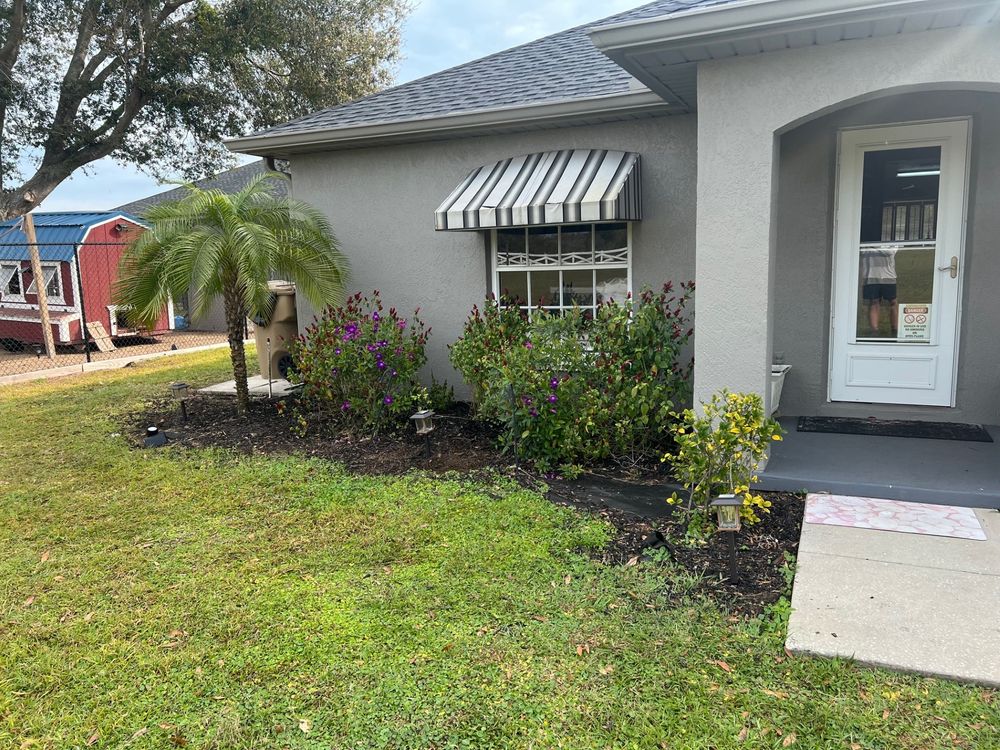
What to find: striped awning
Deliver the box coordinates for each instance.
[434,149,641,231]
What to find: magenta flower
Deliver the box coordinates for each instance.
[524,341,533,349]
[341,401,351,411]
[383,395,393,405]
[547,394,558,403]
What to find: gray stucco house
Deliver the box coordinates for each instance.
[227,0,1000,438]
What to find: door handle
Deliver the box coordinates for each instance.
[937,256,958,278]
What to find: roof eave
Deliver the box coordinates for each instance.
[588,0,999,109]
[224,90,682,156]
[589,0,994,50]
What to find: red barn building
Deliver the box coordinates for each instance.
[0,212,171,347]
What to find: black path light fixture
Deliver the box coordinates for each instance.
[169,381,190,423]
[410,409,435,457]
[710,493,743,582]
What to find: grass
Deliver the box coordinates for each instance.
[0,350,996,749]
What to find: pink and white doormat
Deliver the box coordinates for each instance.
[805,493,987,541]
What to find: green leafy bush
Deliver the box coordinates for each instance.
[292,291,429,433]
[664,390,783,535]
[449,282,694,471]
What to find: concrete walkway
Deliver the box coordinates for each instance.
[786,501,1000,686]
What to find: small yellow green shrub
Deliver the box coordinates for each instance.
[664,391,783,535]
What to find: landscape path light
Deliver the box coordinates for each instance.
[710,493,742,582]
[169,381,190,423]
[411,409,435,457]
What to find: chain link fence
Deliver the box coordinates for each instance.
[0,239,237,379]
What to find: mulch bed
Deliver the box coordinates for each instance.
[127,393,802,616]
[545,484,802,616]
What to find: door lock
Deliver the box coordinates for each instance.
[938,256,958,278]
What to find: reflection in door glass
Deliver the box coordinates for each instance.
[856,146,940,342]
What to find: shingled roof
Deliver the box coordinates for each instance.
[240,0,733,142]
[115,160,286,215]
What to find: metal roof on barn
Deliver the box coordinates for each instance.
[0,212,142,263]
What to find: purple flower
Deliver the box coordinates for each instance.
[341,401,351,411]
[377,340,387,348]
[372,311,380,322]
[394,347,403,356]
[383,395,393,405]
[548,394,558,403]
[521,395,533,405]
[334,348,342,355]
[524,341,533,349]
[549,377,559,389]
[398,319,407,329]
[391,369,398,377]
[529,408,539,418]
[377,361,387,370]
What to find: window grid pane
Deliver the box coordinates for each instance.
[496,223,629,315]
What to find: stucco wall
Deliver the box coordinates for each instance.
[774,91,1000,423]
[694,23,1000,413]
[288,115,698,391]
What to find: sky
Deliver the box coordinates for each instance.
[41,0,637,212]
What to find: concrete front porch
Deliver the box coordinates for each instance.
[758,418,1000,509]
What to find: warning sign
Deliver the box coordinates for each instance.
[898,303,931,341]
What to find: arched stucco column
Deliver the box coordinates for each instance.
[691,24,1000,412]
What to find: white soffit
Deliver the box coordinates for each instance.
[588,0,1000,110]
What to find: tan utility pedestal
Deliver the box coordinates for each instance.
[254,281,298,379]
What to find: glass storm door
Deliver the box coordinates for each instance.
[830,120,969,406]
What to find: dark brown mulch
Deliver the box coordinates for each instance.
[127,393,802,616]
[130,393,506,475]
[546,482,803,616]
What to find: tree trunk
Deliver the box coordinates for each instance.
[222,279,250,416]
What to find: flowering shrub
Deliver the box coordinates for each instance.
[448,298,529,416]
[291,291,429,433]
[449,282,694,471]
[664,390,783,535]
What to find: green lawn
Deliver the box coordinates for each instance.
[0,351,996,749]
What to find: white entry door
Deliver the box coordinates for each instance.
[829,120,969,406]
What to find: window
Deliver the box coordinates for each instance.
[493,223,630,316]
[0,263,22,300]
[26,263,64,303]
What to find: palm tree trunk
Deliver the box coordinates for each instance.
[222,279,250,415]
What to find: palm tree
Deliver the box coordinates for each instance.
[116,172,349,415]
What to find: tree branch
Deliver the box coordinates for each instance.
[0,0,27,191]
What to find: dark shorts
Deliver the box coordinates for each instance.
[862,283,897,302]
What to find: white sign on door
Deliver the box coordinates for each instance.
[898,303,932,342]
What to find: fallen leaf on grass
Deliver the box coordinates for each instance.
[712,660,732,673]
[625,555,640,567]
[40,550,50,563]
[23,596,35,607]
[762,688,789,699]
[298,718,312,734]
[564,575,572,585]
[531,615,549,623]
[882,709,890,720]
[850,743,862,749]
[130,728,148,741]
[782,733,797,746]
[83,612,94,622]
[599,665,615,676]
[85,730,99,746]
[576,644,591,656]
[737,726,749,742]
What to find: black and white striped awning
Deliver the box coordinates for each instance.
[434,149,641,231]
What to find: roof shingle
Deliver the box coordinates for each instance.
[246,0,733,140]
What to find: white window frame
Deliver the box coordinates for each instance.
[490,222,633,315]
[0,262,25,302]
[26,262,65,305]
